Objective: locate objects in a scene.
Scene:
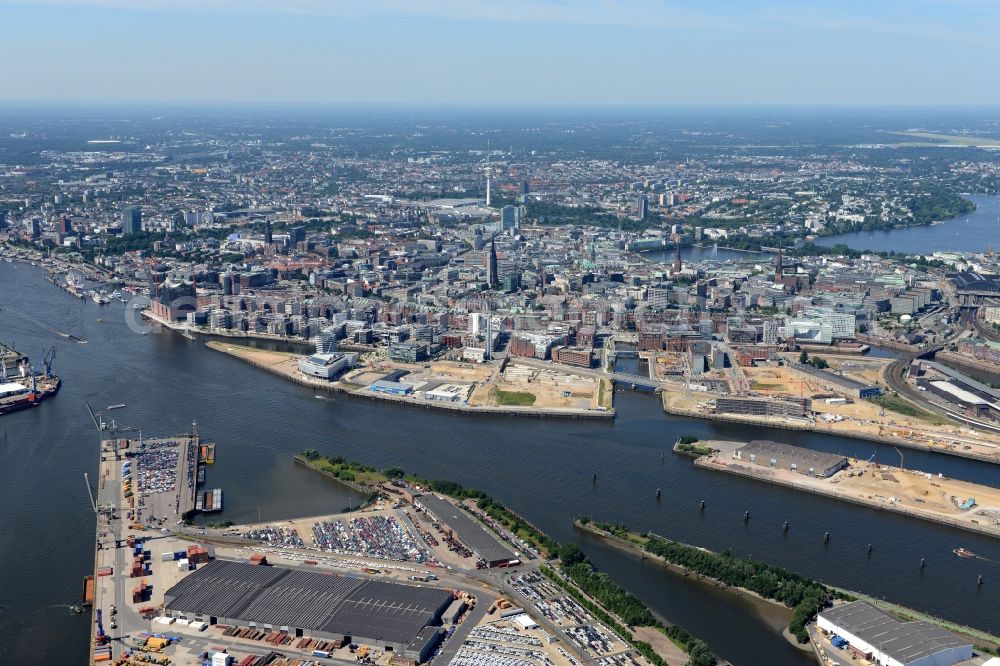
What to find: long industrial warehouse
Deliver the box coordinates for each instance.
[163,560,454,650]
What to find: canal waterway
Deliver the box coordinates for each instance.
[816,194,1000,254]
[1,262,998,666]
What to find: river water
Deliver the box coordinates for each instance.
[816,194,1000,254]
[1,262,999,666]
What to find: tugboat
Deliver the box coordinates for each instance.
[954,547,976,559]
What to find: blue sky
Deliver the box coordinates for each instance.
[1,0,998,105]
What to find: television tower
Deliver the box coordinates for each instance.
[485,140,492,207]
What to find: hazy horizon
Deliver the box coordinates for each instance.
[2,0,1000,106]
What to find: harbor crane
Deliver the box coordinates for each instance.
[41,346,55,376]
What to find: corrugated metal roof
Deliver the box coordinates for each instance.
[164,560,451,644]
[819,602,970,663]
[417,495,515,564]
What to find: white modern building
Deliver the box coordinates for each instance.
[297,353,354,380]
[817,602,972,666]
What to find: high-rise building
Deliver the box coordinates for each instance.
[762,320,778,345]
[501,205,519,230]
[637,195,649,221]
[25,218,41,238]
[122,206,142,234]
[289,226,305,244]
[265,220,273,245]
[775,246,784,281]
[521,179,530,195]
[485,175,492,207]
[58,216,72,234]
[487,238,500,290]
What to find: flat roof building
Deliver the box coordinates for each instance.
[416,495,517,567]
[163,560,453,650]
[817,601,972,666]
[734,439,848,478]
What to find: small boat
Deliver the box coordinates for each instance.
[107,404,126,410]
[954,547,976,559]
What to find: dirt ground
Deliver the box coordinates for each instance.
[632,627,690,666]
[833,460,1000,524]
[701,440,1000,534]
[431,361,494,381]
[475,363,600,409]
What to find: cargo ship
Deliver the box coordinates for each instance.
[0,381,47,415]
[0,370,61,415]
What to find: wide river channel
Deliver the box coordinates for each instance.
[1,262,998,665]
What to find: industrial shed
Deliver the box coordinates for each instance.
[416,494,518,567]
[163,560,453,650]
[817,601,972,666]
[734,440,848,478]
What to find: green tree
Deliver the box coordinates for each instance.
[559,543,587,566]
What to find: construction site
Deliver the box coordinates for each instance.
[692,440,1000,538]
[208,342,613,418]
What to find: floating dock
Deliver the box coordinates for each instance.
[195,488,223,512]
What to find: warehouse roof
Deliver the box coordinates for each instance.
[320,579,452,644]
[738,440,847,475]
[417,495,515,564]
[820,602,970,664]
[164,560,452,644]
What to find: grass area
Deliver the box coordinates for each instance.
[751,381,786,392]
[889,131,1000,147]
[598,378,612,408]
[674,442,714,457]
[868,395,950,425]
[495,389,537,406]
[297,450,388,486]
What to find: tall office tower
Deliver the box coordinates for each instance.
[485,175,492,207]
[637,195,649,221]
[521,179,530,194]
[501,205,519,230]
[487,238,500,290]
[265,219,273,245]
[122,206,142,234]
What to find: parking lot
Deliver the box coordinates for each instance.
[504,573,635,661]
[450,617,581,666]
[126,437,197,523]
[310,514,433,563]
[241,526,304,548]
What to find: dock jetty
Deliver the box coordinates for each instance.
[87,423,219,664]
